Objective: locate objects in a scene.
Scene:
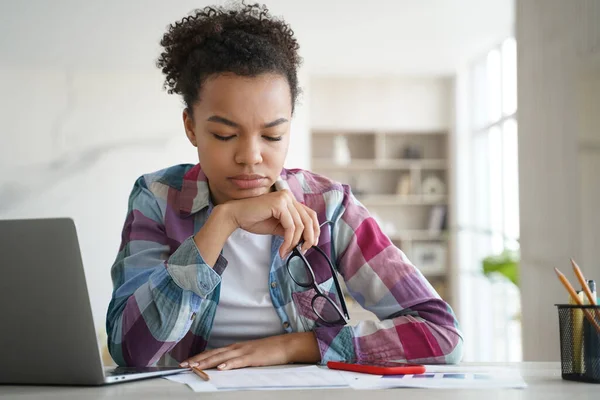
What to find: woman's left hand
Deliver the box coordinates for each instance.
[179,332,321,371]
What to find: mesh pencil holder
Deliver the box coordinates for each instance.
[556,304,600,383]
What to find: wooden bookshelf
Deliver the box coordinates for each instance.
[311,130,452,303]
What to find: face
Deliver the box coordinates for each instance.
[183,73,292,205]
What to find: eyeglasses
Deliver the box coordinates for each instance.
[285,221,350,325]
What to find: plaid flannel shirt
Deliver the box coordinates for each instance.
[106,164,463,366]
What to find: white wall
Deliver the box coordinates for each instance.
[0,68,310,338]
[0,0,514,76]
[517,0,600,361]
[309,76,451,131]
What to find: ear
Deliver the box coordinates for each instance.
[183,108,197,147]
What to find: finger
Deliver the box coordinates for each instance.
[295,204,314,253]
[286,200,304,253]
[181,347,229,367]
[270,220,286,237]
[303,205,320,247]
[271,194,296,258]
[267,217,286,237]
[275,207,295,258]
[195,348,243,370]
[218,356,251,371]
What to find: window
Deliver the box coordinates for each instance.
[457,37,521,362]
[472,37,519,254]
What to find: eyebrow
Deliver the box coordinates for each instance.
[207,115,288,129]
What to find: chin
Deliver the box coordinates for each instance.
[230,186,270,199]
[227,187,270,200]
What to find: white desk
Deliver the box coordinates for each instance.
[0,363,597,399]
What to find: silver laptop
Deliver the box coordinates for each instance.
[0,218,189,385]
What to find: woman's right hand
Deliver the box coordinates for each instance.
[221,190,320,258]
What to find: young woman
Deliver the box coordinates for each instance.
[106,2,463,371]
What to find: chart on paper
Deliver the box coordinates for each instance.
[350,366,527,390]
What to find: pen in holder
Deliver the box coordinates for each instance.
[556,304,600,383]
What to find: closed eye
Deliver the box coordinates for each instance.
[212,133,235,141]
[263,136,282,142]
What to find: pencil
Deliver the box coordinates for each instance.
[570,259,600,322]
[571,258,597,305]
[555,267,600,334]
[191,366,210,381]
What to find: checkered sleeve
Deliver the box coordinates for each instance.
[313,185,463,364]
[106,176,226,366]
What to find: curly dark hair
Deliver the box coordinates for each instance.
[157,2,302,115]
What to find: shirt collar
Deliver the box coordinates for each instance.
[178,164,304,217]
[179,164,210,217]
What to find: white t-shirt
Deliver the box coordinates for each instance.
[206,229,285,349]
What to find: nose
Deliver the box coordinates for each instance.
[234,136,263,166]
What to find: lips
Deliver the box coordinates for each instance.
[230,174,265,180]
[228,174,268,190]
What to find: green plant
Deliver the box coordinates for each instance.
[482,249,520,286]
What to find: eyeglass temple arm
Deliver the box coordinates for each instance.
[310,244,350,321]
[318,221,349,319]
